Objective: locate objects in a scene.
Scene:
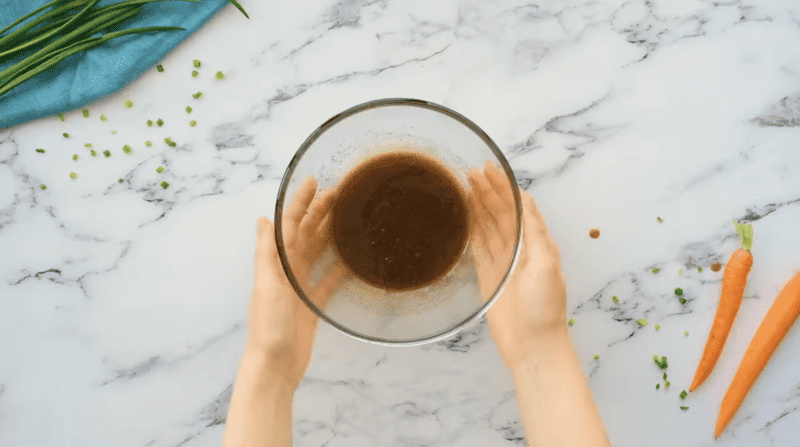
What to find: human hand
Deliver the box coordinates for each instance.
[468,162,568,373]
[246,177,346,390]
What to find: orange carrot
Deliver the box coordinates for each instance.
[715,270,800,438]
[689,222,753,392]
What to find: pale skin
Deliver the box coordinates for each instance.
[223,164,611,447]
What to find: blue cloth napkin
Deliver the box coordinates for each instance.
[0,0,229,129]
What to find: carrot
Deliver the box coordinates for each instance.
[715,270,800,438]
[689,221,753,392]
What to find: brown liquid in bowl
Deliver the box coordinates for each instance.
[331,151,469,291]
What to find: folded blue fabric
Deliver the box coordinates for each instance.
[0,0,228,129]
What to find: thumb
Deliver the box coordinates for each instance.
[255,216,280,279]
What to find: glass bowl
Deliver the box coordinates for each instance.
[275,98,522,346]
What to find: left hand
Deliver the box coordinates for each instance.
[247,177,345,390]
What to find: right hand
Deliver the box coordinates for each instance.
[468,162,569,373]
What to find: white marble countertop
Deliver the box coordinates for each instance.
[3,0,800,445]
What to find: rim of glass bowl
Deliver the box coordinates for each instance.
[274,98,522,346]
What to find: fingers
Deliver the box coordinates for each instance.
[468,168,506,222]
[520,191,561,264]
[255,217,281,291]
[284,176,318,229]
[298,187,337,243]
[484,161,514,208]
[468,190,494,264]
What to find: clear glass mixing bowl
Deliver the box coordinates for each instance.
[275,98,522,346]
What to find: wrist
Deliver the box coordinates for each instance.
[239,347,298,396]
[510,328,574,381]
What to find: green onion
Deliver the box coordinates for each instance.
[123,99,133,108]
[111,130,117,134]
[0,2,191,99]
[90,149,96,156]
[100,114,107,121]
[568,318,575,326]
[103,150,110,157]
[82,108,89,117]
[192,59,201,68]
[160,180,169,189]
[191,70,198,77]
[164,137,176,147]
[122,144,132,153]
[665,381,670,387]
[655,324,660,330]
[680,390,687,399]
[156,118,163,126]
[62,133,69,138]
[36,148,45,153]
[157,64,164,72]
[679,297,687,304]
[40,184,46,190]
[653,355,668,369]
[215,71,224,79]
[680,406,689,411]
[675,288,683,296]
[663,373,667,380]
[147,119,153,127]
[612,295,619,303]
[118,178,123,183]
[69,172,77,179]
[657,216,663,222]
[84,143,92,147]
[227,0,249,19]
[656,384,660,390]
[156,166,164,173]
[652,268,660,273]
[637,318,647,326]
[593,354,599,359]
[57,112,65,121]
[192,91,202,99]
[679,269,684,275]
[684,331,689,336]
[189,120,196,127]
[144,141,152,147]
[698,267,703,272]
[72,154,78,160]
[185,106,192,113]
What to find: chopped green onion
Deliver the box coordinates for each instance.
[62,133,69,138]
[69,172,76,179]
[185,106,192,113]
[164,137,176,147]
[684,331,689,336]
[82,108,89,117]
[123,99,133,108]
[39,184,46,190]
[84,143,92,147]
[652,268,660,273]
[653,355,668,369]
[191,70,198,77]
[192,91,202,99]
[665,381,670,387]
[657,217,663,222]
[118,178,123,183]
[156,166,164,173]
[192,59,201,68]
[568,318,575,326]
[655,324,660,330]
[680,390,688,399]
[612,295,619,303]
[189,120,196,127]
[593,354,599,359]
[679,297,687,305]
[160,181,169,189]
[145,141,152,147]
[157,64,164,72]
[215,71,224,79]
[156,118,164,127]
[35,148,45,153]
[698,267,703,272]
[663,373,667,381]
[103,150,110,157]
[675,288,683,296]
[111,130,117,135]
[638,318,647,326]
[72,154,78,160]
[57,113,65,121]
[100,114,107,121]
[90,149,96,156]
[147,119,153,127]
[656,384,660,390]
[679,269,684,275]
[227,0,249,18]
[122,144,132,154]
[680,406,689,411]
